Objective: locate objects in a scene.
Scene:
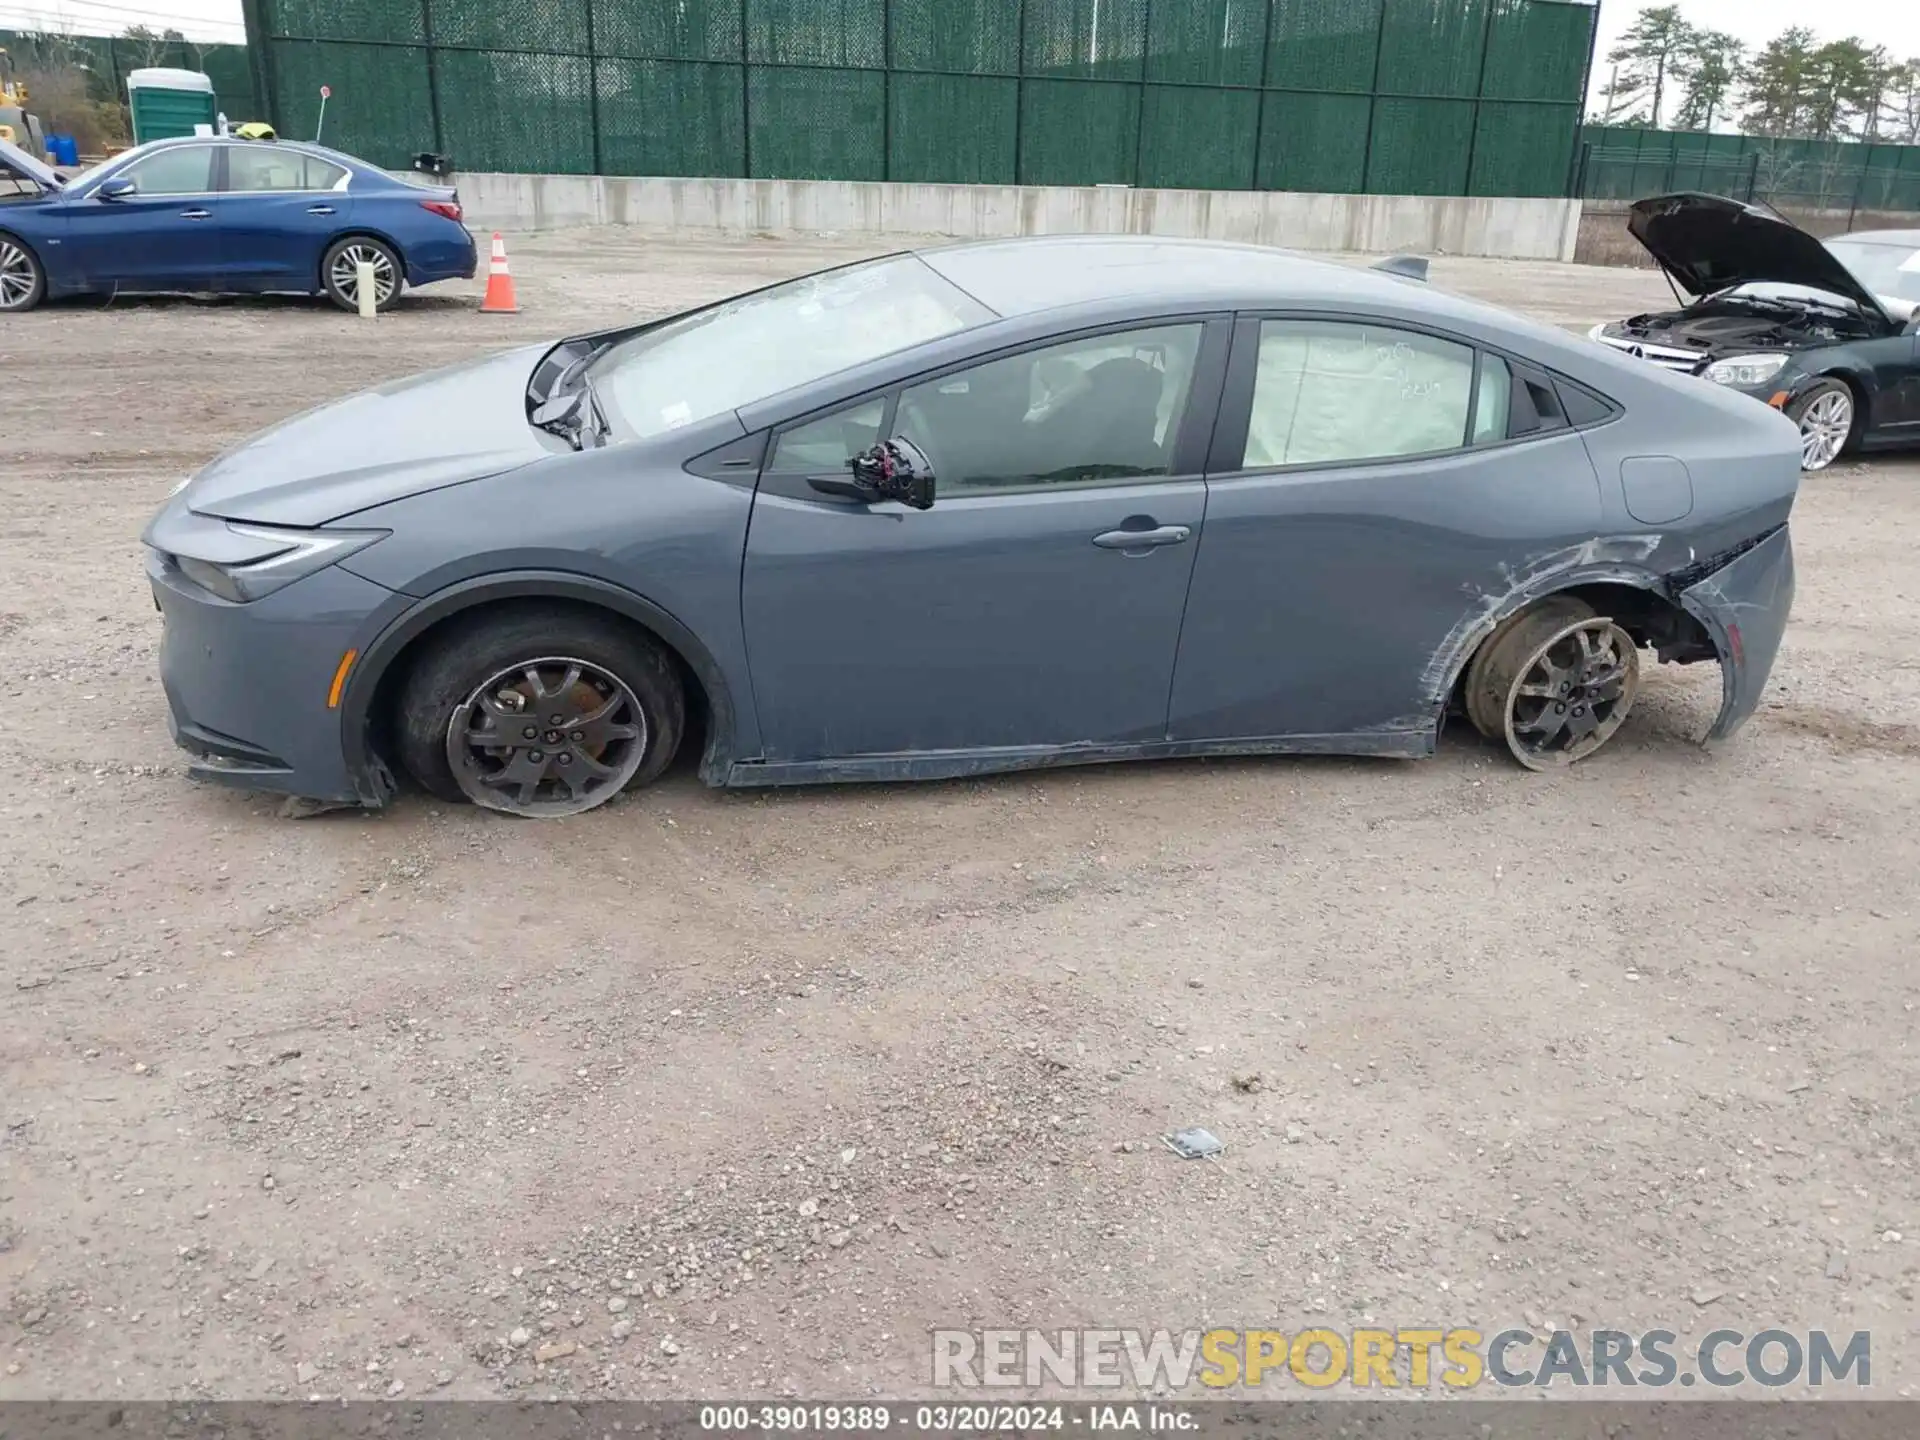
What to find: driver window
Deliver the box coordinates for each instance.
[892,324,1203,497]
[116,146,215,196]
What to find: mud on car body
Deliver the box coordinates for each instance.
[1591,192,1920,472]
[142,236,1802,819]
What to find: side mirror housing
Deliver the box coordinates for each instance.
[809,437,937,510]
[97,177,138,201]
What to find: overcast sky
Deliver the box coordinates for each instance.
[4,0,1917,97]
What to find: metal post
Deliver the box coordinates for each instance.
[1564,2,1602,196]
[421,0,446,157]
[239,0,276,128]
[585,0,602,174]
[739,0,753,177]
[880,0,891,181]
[1358,0,1389,192]
[1663,133,1677,194]
[1745,149,1761,203]
[1458,0,1498,195]
[1133,0,1152,185]
[1252,0,1276,189]
[1012,0,1028,184]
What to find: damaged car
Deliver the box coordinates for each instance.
[143,236,1800,818]
[1591,192,1920,471]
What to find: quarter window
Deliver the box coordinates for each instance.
[1472,355,1512,444]
[1242,320,1475,469]
[116,146,215,196]
[893,324,1204,496]
[768,397,886,474]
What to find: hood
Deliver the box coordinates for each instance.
[183,346,552,526]
[0,134,61,190]
[1628,193,1887,320]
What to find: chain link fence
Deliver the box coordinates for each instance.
[1578,125,1920,219]
[240,0,1598,195]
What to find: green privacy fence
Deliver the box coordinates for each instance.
[239,0,1598,196]
[0,29,257,134]
[1578,125,1920,215]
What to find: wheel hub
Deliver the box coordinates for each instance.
[445,657,647,817]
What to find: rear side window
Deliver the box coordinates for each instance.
[227,146,346,192]
[1242,320,1474,469]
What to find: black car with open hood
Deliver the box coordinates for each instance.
[1591,193,1920,472]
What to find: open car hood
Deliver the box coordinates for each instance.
[1628,192,1887,320]
[0,135,61,190]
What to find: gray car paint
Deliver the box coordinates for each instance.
[144,236,1803,807]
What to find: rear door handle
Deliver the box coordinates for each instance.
[179,208,212,219]
[1092,524,1191,550]
[306,205,335,215]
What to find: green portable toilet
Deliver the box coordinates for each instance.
[126,68,216,144]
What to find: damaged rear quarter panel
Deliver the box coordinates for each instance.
[1677,525,1796,742]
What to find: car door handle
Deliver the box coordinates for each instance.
[306,205,335,215]
[179,208,212,219]
[1092,524,1191,550]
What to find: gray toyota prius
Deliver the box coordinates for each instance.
[143,236,1800,818]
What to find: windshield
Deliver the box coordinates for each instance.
[1720,240,1920,318]
[1824,239,1920,314]
[588,255,995,439]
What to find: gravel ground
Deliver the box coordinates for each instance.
[1,229,1917,1402]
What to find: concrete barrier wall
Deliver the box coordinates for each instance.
[454,173,1583,262]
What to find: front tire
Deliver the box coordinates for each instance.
[0,234,47,313]
[1787,378,1855,472]
[1464,597,1640,770]
[396,608,685,817]
[321,236,403,313]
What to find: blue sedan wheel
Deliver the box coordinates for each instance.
[322,237,401,314]
[0,235,45,312]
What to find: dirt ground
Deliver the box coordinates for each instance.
[2,229,1917,1403]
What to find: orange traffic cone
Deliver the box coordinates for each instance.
[479,232,520,314]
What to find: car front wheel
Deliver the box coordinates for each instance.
[322,236,403,313]
[0,234,46,313]
[1787,378,1855,472]
[396,608,686,817]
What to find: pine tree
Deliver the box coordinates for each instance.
[1671,31,1744,131]
[1604,5,1698,131]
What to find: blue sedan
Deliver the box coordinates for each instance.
[0,134,476,313]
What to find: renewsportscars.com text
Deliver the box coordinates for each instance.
[932,1327,1871,1390]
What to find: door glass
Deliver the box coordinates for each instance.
[768,397,886,474]
[1243,320,1475,469]
[117,146,215,196]
[893,324,1204,496]
[227,146,345,192]
[1472,355,1512,444]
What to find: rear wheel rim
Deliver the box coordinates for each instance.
[1799,389,1851,471]
[445,656,648,817]
[1503,618,1639,770]
[330,243,396,306]
[0,241,37,310]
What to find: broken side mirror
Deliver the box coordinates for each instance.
[808,436,937,510]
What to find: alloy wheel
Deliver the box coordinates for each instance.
[445,657,648,817]
[1798,389,1852,471]
[1502,617,1640,770]
[0,240,38,310]
[330,243,397,308]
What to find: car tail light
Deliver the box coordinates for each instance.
[420,199,463,222]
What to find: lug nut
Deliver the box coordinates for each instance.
[557,754,572,766]
[550,714,565,725]
[570,730,584,742]
[529,750,544,762]
[523,726,537,739]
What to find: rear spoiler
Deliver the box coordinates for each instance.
[1370,254,1429,282]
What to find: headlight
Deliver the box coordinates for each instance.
[166,523,388,604]
[1705,353,1789,387]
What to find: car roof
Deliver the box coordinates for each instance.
[1835,229,1920,247]
[911,234,1514,330]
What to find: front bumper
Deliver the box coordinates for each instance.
[150,549,397,804]
[1676,525,1796,742]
